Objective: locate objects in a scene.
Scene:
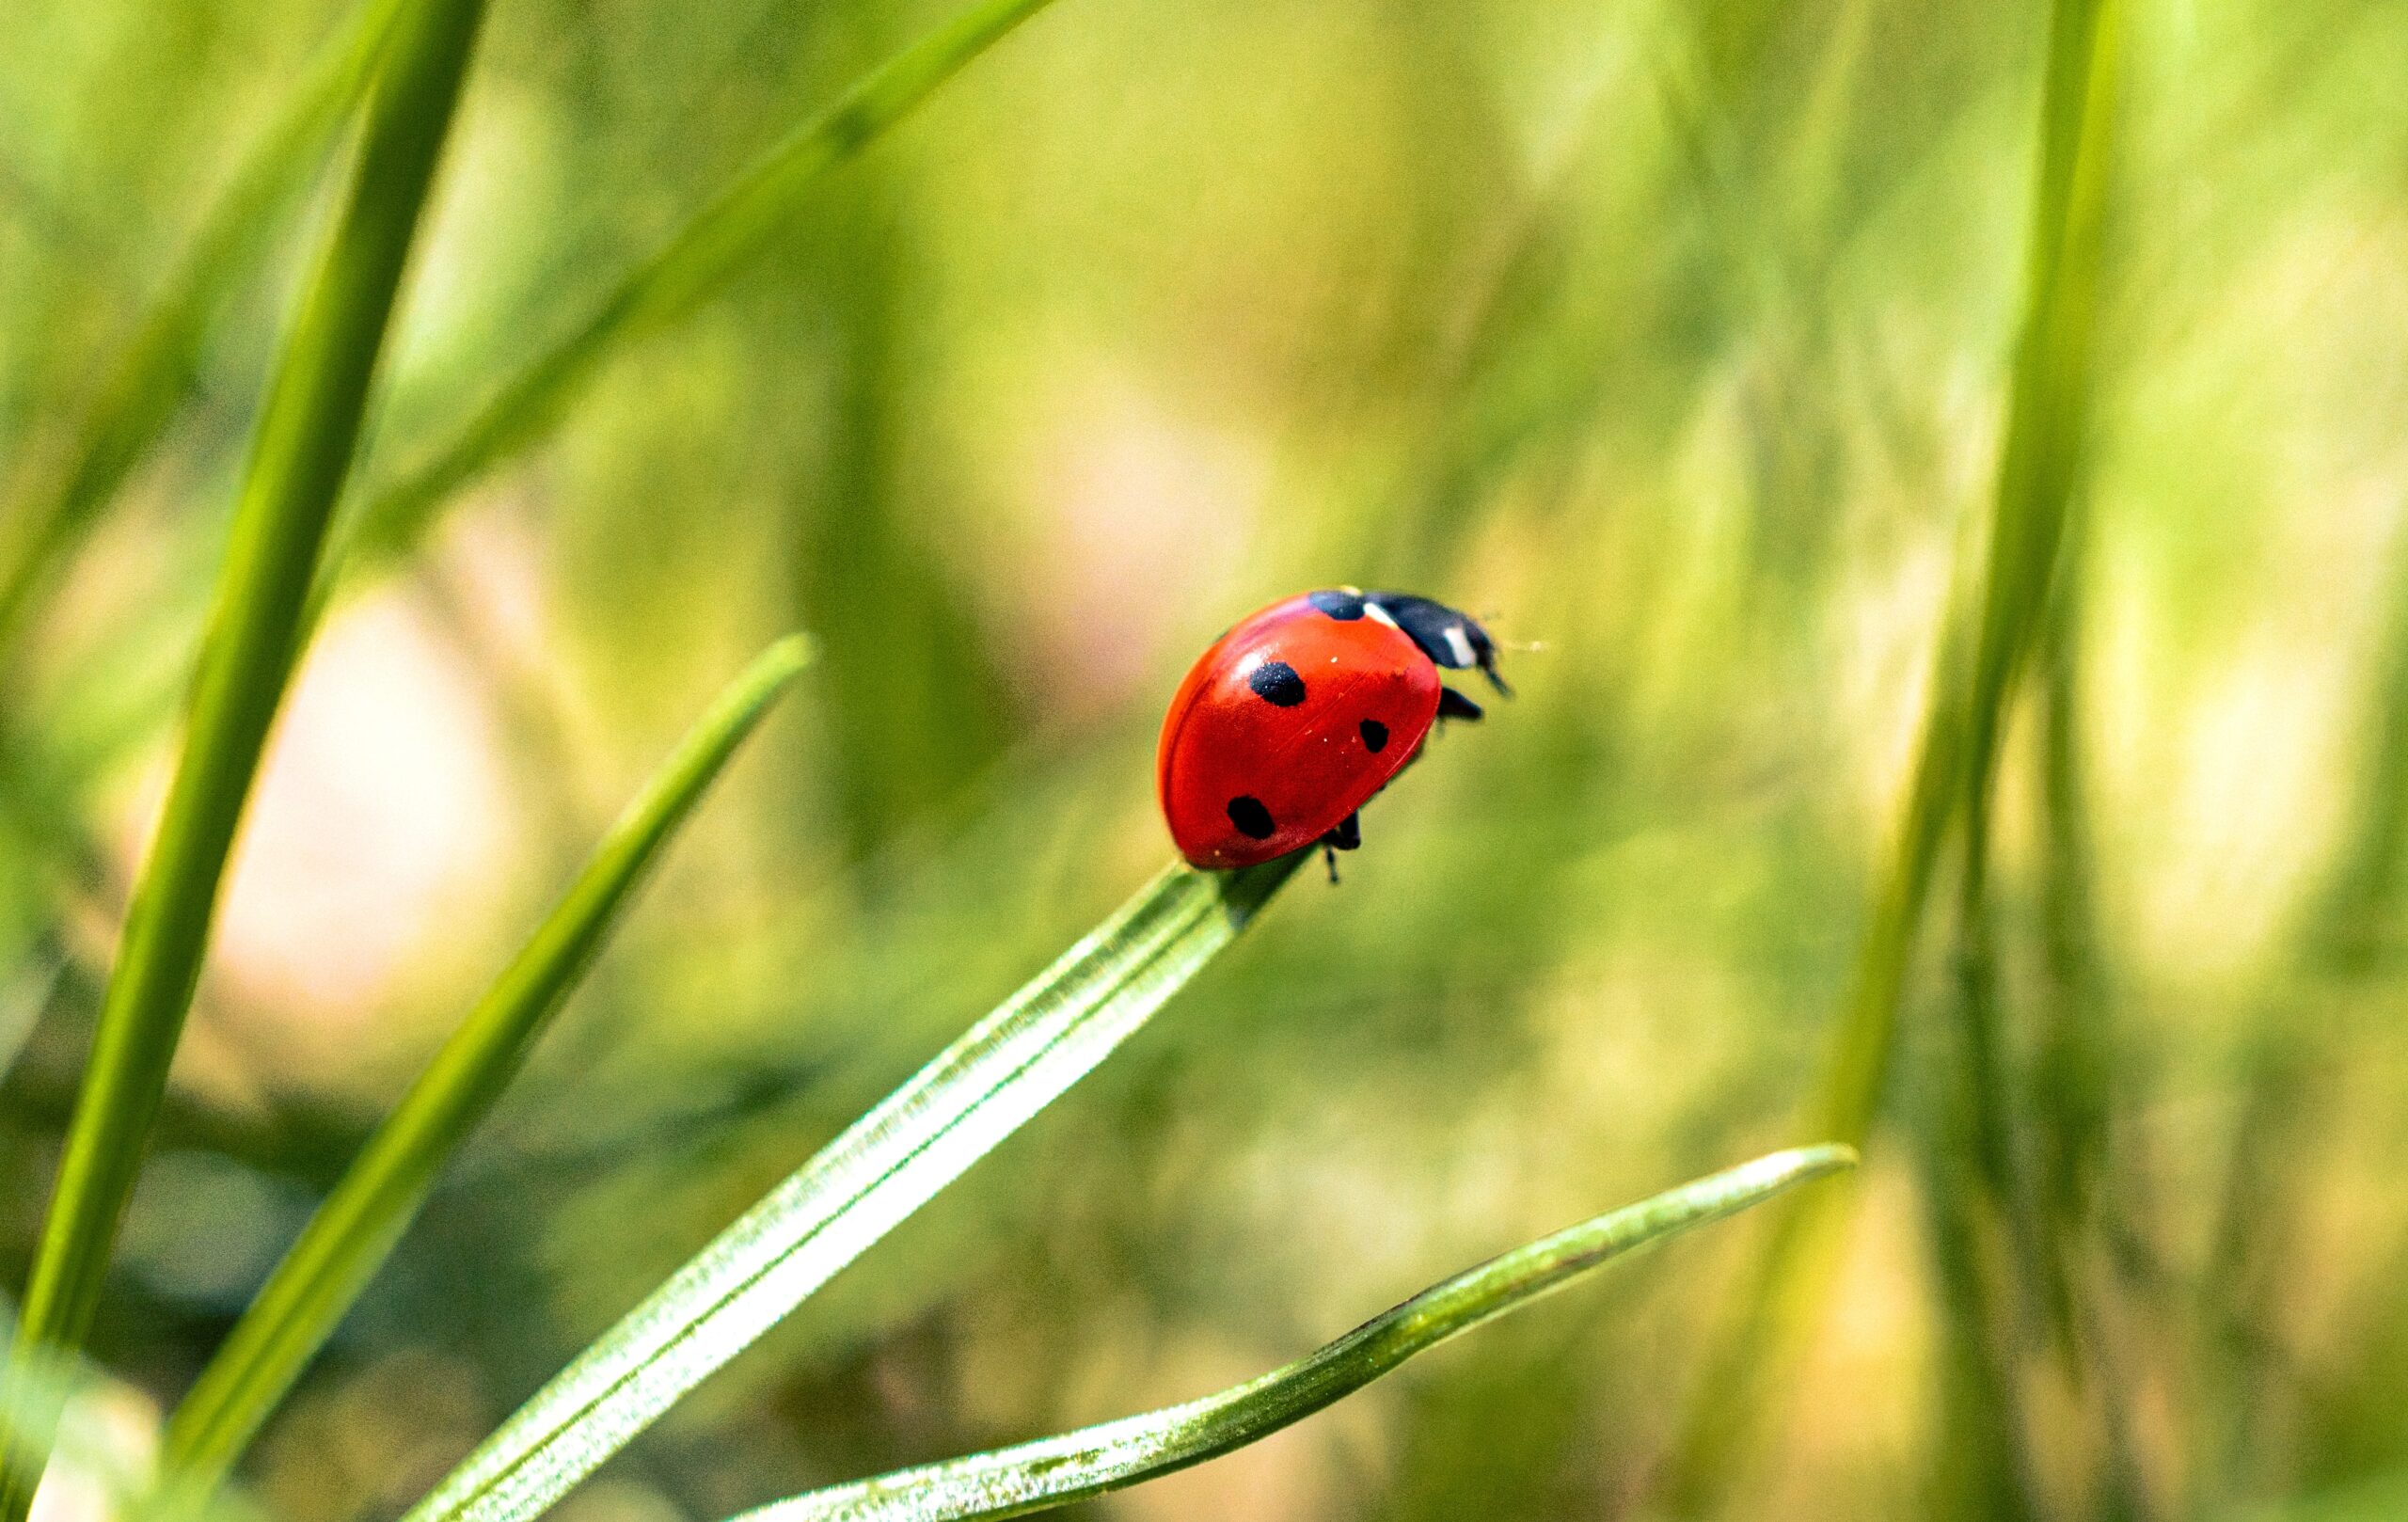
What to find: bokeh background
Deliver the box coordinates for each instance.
[4,0,2407,1519]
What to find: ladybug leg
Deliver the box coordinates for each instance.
[1437,687,1484,723]
[1318,811,1362,883]
[1479,657,1513,698]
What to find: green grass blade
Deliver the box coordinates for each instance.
[0,1333,139,1522]
[2225,1469,2408,1522]
[157,636,811,1490]
[1660,0,2122,1511]
[397,852,1304,1522]
[734,1147,1856,1522]
[0,0,410,652]
[331,0,1067,589]
[1657,539,1978,1517]
[2033,501,2111,1242]
[0,0,490,1513]
[0,1313,254,1522]
[1919,0,2123,1501]
[1827,0,2120,1223]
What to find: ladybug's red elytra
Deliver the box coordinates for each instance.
[1156,588,1508,877]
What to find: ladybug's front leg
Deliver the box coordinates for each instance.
[1437,687,1484,723]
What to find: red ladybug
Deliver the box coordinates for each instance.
[1157,588,1508,875]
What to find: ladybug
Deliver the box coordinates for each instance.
[1157,588,1508,876]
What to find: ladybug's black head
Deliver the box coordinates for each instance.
[1363,592,1511,696]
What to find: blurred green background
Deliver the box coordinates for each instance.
[3,0,2407,1518]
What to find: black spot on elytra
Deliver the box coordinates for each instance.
[1248,660,1307,706]
[1227,796,1275,839]
[1307,589,1367,621]
[1358,719,1389,753]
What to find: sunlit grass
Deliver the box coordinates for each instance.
[0,1,491,1513]
[159,636,810,1491]
[1,0,2404,1519]
[327,0,1073,601]
[396,856,1300,1522]
[737,1147,1852,1522]
[0,0,409,657]
[1663,0,2124,1509]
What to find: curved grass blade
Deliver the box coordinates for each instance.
[1660,0,2122,1510]
[0,0,492,1514]
[158,635,811,1490]
[329,0,1068,592]
[733,1146,1856,1522]
[398,852,1305,1522]
[0,0,410,651]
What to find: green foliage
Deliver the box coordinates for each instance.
[397,855,1300,1522]
[5,0,2407,1518]
[0,1315,252,1522]
[0,0,409,655]
[0,1,490,1513]
[326,0,1070,595]
[159,636,810,1490]
[732,1147,1852,1522]
[1663,0,2124,1509]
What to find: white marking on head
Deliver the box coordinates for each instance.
[1365,603,1400,629]
[1444,626,1475,666]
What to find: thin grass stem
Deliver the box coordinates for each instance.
[740,1148,1855,1522]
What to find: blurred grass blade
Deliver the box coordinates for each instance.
[1657,528,1978,1516]
[0,0,490,1514]
[1661,0,2121,1511]
[0,1312,252,1522]
[159,636,812,1490]
[0,1319,149,1522]
[332,0,1067,587]
[0,0,410,651]
[733,1146,1855,1522]
[2234,1469,2408,1522]
[399,852,1305,1522]
[2032,499,2111,1243]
